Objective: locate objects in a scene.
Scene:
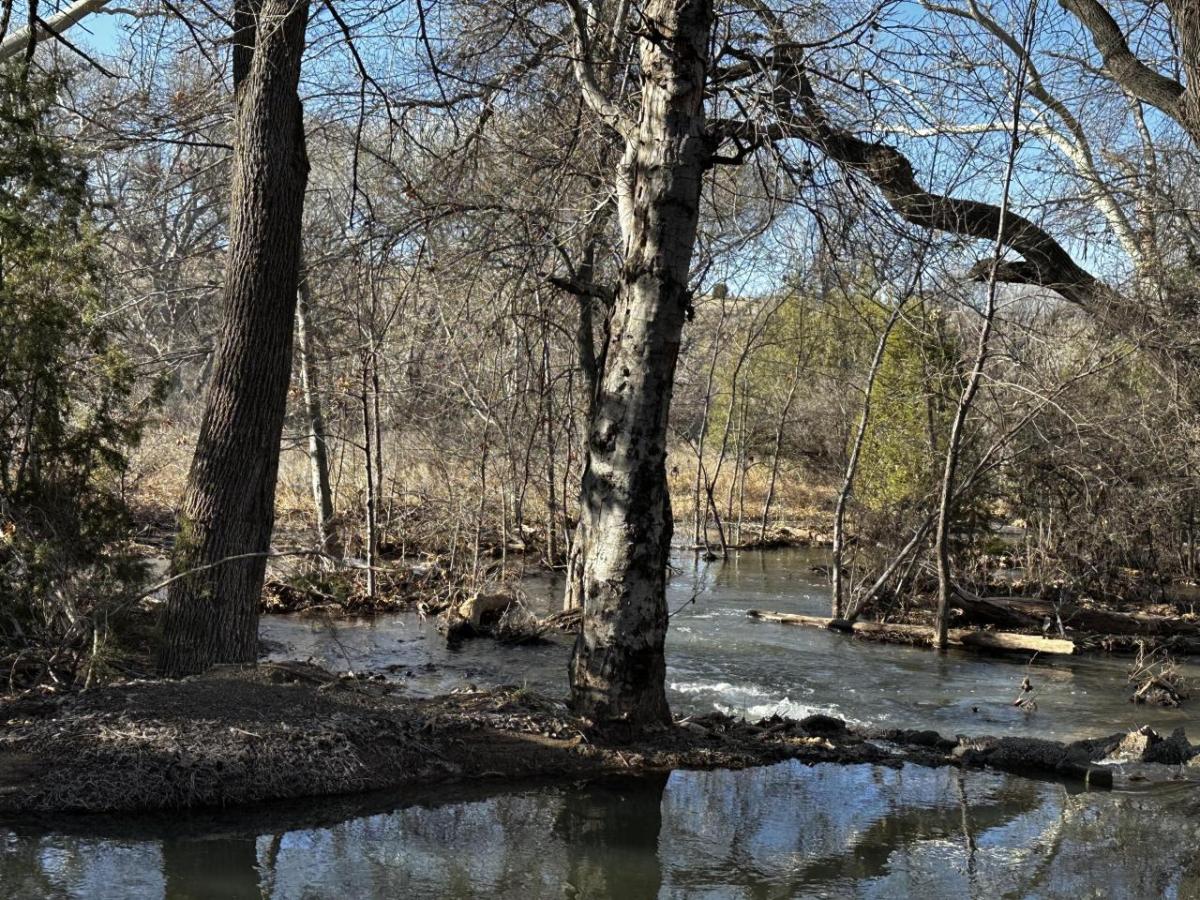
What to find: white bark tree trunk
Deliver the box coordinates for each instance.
[296,271,334,549]
[568,0,714,728]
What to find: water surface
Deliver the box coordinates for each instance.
[265,548,1200,742]
[8,548,1200,898]
[6,762,1200,898]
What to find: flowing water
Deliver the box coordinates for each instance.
[5,548,1200,898]
[264,548,1199,742]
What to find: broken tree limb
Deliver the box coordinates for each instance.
[0,0,112,64]
[747,610,1076,656]
[953,595,1200,638]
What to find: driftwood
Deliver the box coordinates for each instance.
[954,594,1200,639]
[437,591,518,641]
[951,588,1043,629]
[747,610,1076,655]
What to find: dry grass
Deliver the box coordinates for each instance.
[667,455,836,545]
[125,425,836,559]
[1128,644,1192,707]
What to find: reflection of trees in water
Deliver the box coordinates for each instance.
[0,832,166,898]
[552,774,668,900]
[261,789,577,897]
[1014,789,1200,899]
[12,767,1200,898]
[0,834,68,898]
[658,763,1052,896]
[161,835,260,900]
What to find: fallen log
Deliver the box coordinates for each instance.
[953,594,1200,638]
[951,588,1042,630]
[747,610,1075,655]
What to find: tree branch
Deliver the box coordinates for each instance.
[563,0,634,139]
[0,0,110,65]
[714,96,1102,306]
[1059,0,1186,120]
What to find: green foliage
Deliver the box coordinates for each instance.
[702,280,865,459]
[855,301,960,511]
[701,275,961,515]
[0,64,159,682]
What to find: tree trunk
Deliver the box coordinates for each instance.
[360,353,378,600]
[759,355,802,542]
[542,317,560,566]
[296,268,334,549]
[158,0,309,676]
[568,0,713,728]
[563,233,607,611]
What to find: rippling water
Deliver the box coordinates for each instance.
[7,549,1200,898]
[6,763,1200,898]
[263,548,1200,742]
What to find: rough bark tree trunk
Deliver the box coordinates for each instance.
[158,0,309,676]
[568,0,713,728]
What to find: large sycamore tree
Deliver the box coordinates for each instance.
[551,0,887,726]
[562,0,715,726]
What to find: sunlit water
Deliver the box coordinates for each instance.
[264,548,1200,742]
[5,763,1200,898]
[6,549,1200,898]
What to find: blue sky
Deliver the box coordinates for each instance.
[13,0,1144,285]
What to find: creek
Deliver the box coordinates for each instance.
[4,548,1200,898]
[267,547,1198,742]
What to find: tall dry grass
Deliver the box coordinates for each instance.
[126,424,835,561]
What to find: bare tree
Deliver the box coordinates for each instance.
[296,267,335,549]
[565,0,715,726]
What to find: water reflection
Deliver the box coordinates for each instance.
[5,763,1200,899]
[162,836,259,899]
[554,775,668,900]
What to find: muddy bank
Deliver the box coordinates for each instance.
[3,664,1197,816]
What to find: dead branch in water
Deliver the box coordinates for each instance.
[747,610,1076,655]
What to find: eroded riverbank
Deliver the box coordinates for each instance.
[3,662,1198,816]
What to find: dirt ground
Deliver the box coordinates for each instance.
[0,663,1192,815]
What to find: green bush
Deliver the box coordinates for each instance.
[0,64,159,687]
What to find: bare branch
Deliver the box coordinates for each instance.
[1059,0,1186,120]
[563,0,634,139]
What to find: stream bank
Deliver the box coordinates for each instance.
[2,662,1197,816]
